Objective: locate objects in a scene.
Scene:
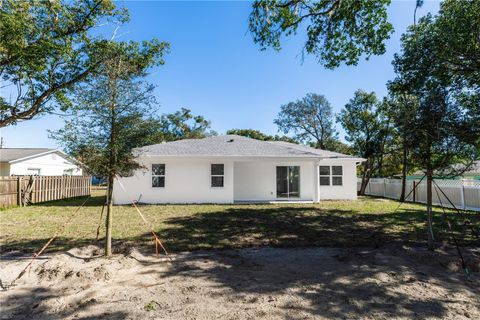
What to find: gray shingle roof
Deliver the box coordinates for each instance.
[136,135,362,159]
[0,148,55,163]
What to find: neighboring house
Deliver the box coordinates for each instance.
[0,148,83,176]
[113,135,364,204]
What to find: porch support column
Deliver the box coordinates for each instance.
[313,160,320,203]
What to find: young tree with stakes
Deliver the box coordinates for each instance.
[51,40,168,256]
[391,1,479,249]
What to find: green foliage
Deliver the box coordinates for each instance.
[159,108,216,142]
[338,90,392,192]
[144,301,158,312]
[318,139,354,156]
[226,128,298,143]
[275,93,338,149]
[50,42,167,178]
[433,0,480,90]
[390,3,479,178]
[0,0,169,127]
[249,0,393,68]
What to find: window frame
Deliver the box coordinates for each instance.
[211,164,224,188]
[276,166,301,198]
[319,165,343,187]
[319,165,330,186]
[27,168,41,176]
[151,164,165,188]
[331,165,343,186]
[63,168,74,176]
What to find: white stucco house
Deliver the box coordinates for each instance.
[0,148,83,176]
[113,135,364,204]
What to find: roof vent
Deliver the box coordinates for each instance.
[227,139,234,143]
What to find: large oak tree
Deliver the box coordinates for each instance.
[0,0,128,127]
[249,0,393,68]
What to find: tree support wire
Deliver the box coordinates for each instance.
[115,175,172,261]
[433,183,470,276]
[432,180,479,239]
[1,197,90,291]
[390,175,474,277]
[393,174,426,214]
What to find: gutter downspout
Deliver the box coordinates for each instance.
[313,160,320,203]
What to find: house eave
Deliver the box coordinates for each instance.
[7,149,58,164]
[136,154,365,161]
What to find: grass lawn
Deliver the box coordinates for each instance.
[1,189,479,254]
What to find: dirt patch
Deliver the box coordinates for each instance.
[1,245,479,319]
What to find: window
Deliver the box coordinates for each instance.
[63,168,74,176]
[319,165,343,186]
[27,168,41,176]
[211,164,224,187]
[152,164,165,188]
[319,166,330,186]
[332,166,343,186]
[276,166,300,198]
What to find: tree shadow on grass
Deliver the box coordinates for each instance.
[147,205,478,318]
[156,205,480,252]
[2,204,479,255]
[2,203,479,319]
[34,193,106,207]
[139,245,478,319]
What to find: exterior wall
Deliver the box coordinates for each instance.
[318,159,358,200]
[0,163,10,176]
[113,157,234,204]
[233,159,315,202]
[113,156,360,205]
[9,152,82,176]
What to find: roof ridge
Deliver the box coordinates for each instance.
[265,140,322,157]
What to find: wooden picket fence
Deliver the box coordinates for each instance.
[0,175,91,208]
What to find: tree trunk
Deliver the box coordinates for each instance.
[426,167,435,250]
[105,173,114,256]
[399,141,408,202]
[359,160,370,195]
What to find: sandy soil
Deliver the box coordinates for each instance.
[0,244,479,320]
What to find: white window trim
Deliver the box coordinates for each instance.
[152,164,165,188]
[27,168,41,176]
[319,165,343,187]
[331,165,343,186]
[211,164,224,188]
[63,168,74,176]
[276,166,301,199]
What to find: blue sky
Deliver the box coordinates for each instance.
[1,0,440,148]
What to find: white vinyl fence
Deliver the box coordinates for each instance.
[358,178,480,212]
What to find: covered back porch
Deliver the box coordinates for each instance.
[232,158,320,203]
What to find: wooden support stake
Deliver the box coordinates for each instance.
[17,176,21,206]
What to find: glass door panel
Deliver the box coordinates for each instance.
[288,166,300,198]
[276,166,300,198]
[276,166,288,198]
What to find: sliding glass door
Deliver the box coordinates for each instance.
[276,166,300,198]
